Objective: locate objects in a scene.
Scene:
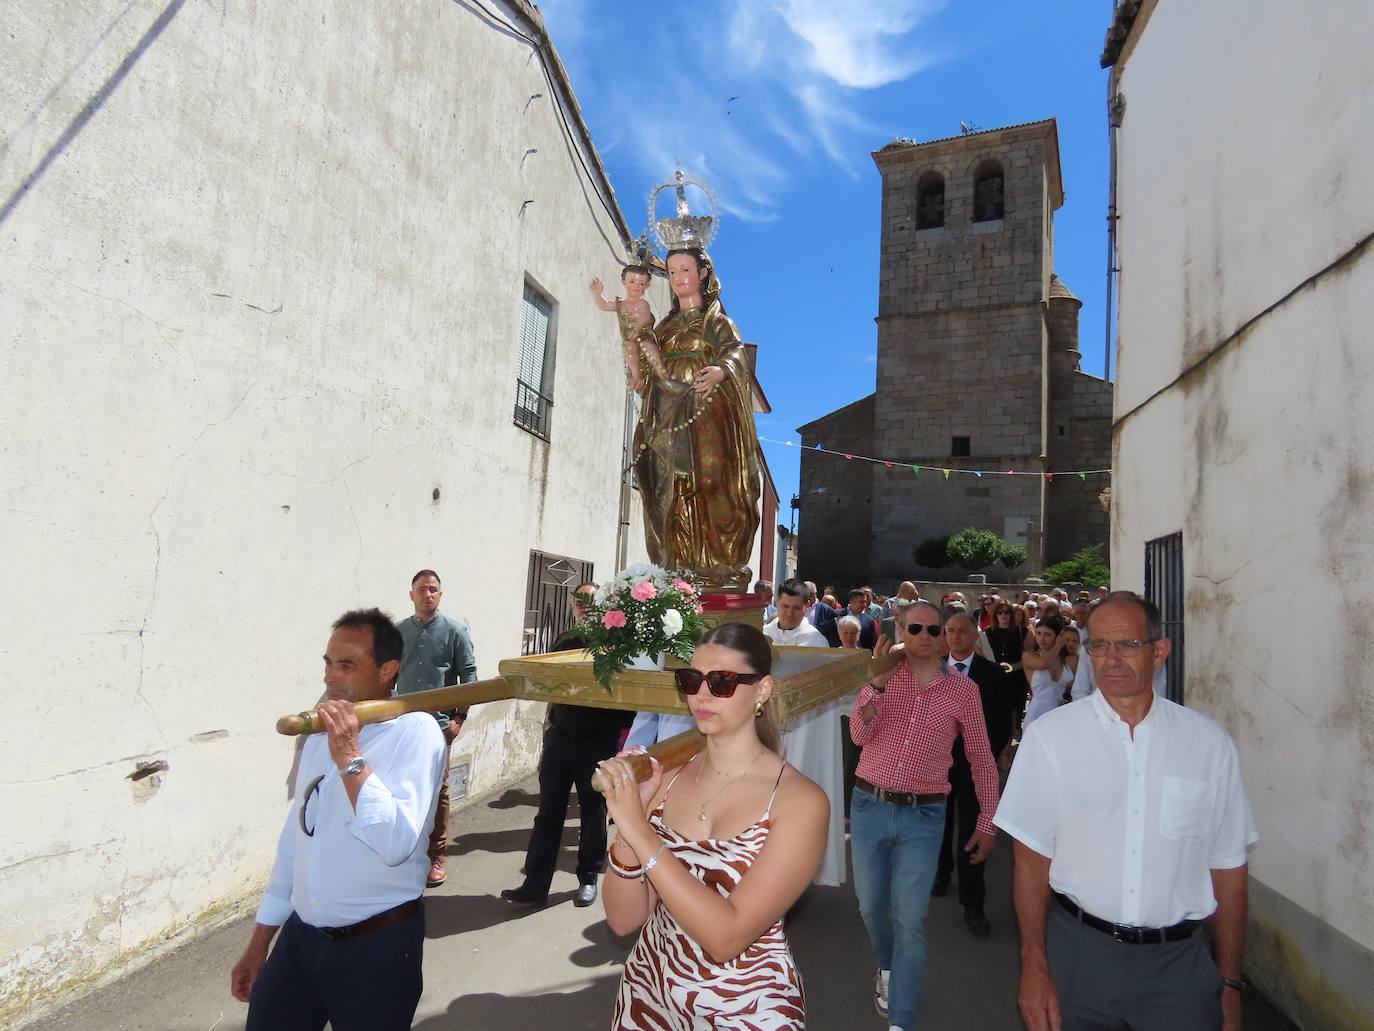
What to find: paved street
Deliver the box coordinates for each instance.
[30,776,1296,1030]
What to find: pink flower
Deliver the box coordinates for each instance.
[694,604,705,615]
[602,610,627,628]
[673,579,695,595]
[630,582,658,602]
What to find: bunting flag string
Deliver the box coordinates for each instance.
[760,436,1111,480]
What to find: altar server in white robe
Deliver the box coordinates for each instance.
[764,578,849,886]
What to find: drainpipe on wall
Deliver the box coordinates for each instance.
[1105,86,1125,381]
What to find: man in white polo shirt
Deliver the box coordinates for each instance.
[995,592,1257,1031]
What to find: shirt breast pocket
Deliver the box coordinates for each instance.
[1159,776,1215,841]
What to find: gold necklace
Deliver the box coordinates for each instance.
[695,749,766,822]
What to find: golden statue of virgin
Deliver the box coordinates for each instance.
[631,245,761,592]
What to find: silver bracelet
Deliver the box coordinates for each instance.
[642,843,670,875]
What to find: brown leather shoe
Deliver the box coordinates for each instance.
[426,856,447,888]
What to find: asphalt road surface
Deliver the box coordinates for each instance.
[28,775,1297,1030]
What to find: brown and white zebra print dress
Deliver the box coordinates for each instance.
[612,761,806,1030]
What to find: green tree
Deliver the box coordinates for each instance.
[1041,544,1111,587]
[946,527,1007,571]
[998,542,1028,569]
[913,536,950,569]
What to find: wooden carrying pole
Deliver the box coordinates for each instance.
[589,727,706,794]
[275,645,904,787]
[275,676,516,736]
[588,646,904,793]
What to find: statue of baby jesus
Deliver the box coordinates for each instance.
[590,264,666,391]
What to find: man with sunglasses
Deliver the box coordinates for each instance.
[503,582,633,908]
[995,593,1257,1031]
[231,608,447,1031]
[849,600,1001,1031]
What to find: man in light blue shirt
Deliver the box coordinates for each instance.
[397,568,478,887]
[231,608,445,1030]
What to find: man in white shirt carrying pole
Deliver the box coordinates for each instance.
[995,592,1257,1031]
[230,608,447,1031]
[764,577,847,885]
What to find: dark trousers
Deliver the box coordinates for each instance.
[1047,903,1222,1030]
[247,907,425,1031]
[521,726,619,892]
[840,715,861,818]
[936,752,985,910]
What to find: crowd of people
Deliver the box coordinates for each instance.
[228,569,1257,1031]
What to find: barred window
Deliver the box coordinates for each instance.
[514,282,556,440]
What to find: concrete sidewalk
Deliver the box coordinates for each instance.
[29,776,1297,1030]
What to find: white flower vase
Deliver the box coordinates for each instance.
[625,652,666,671]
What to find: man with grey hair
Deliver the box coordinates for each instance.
[931,607,1017,936]
[997,592,1256,1031]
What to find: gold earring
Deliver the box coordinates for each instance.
[755,701,764,718]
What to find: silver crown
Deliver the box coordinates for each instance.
[648,163,719,254]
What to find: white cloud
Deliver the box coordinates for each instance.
[541,0,946,223]
[761,0,946,89]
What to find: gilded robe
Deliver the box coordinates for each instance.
[633,297,761,591]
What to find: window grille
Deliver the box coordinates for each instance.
[522,550,594,655]
[514,283,555,439]
[1144,532,1185,703]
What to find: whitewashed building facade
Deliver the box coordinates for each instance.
[1104,2,1374,1026]
[0,1,682,1022]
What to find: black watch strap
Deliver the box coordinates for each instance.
[1220,977,1246,993]
[869,682,885,695]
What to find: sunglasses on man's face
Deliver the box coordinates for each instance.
[903,622,942,637]
[673,668,761,698]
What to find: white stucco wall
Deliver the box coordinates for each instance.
[1111,1,1374,1022]
[0,1,666,1022]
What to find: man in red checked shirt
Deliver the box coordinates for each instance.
[849,599,1000,1031]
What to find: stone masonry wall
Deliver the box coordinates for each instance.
[797,394,876,592]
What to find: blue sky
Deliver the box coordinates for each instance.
[541,0,1114,517]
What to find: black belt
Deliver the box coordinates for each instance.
[309,898,423,941]
[855,777,945,807]
[1053,892,1202,945]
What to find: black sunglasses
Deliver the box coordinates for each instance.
[903,623,942,637]
[674,668,761,698]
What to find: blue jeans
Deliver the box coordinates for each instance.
[850,787,946,1031]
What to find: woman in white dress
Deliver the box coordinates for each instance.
[1021,616,1075,726]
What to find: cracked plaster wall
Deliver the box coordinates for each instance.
[0,0,659,1023]
[1111,1,1374,1024]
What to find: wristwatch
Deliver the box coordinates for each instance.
[341,755,366,777]
[1220,977,1247,994]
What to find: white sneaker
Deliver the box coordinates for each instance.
[873,969,890,1017]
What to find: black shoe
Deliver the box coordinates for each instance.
[500,885,548,907]
[930,872,950,898]
[573,883,598,907]
[964,906,992,938]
